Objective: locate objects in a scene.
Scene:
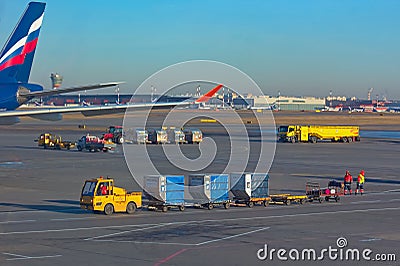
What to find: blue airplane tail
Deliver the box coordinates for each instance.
[0,2,46,83]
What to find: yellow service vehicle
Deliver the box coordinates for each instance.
[36,133,75,150]
[277,125,360,143]
[80,177,142,215]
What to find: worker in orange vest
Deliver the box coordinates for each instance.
[344,170,353,195]
[355,170,365,195]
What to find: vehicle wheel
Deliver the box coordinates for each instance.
[126,202,137,214]
[342,137,348,143]
[224,202,230,209]
[347,137,353,143]
[285,200,291,206]
[335,196,340,202]
[299,199,304,205]
[310,136,317,143]
[247,201,254,208]
[178,205,185,211]
[263,200,269,207]
[207,203,214,210]
[291,137,296,143]
[104,203,114,215]
[77,145,82,151]
[325,196,330,202]
[162,206,168,212]
[318,198,323,203]
[355,136,361,141]
[118,137,124,144]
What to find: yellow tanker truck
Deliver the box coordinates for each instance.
[277,125,360,143]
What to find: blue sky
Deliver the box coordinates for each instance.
[0,0,399,98]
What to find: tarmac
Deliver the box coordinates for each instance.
[0,111,399,265]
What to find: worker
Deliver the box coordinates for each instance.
[344,170,353,195]
[356,170,365,195]
[100,183,108,195]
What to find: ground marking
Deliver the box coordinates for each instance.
[3,252,62,261]
[1,206,399,236]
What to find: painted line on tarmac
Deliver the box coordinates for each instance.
[351,200,381,204]
[3,252,62,261]
[0,223,159,235]
[1,206,399,236]
[50,217,97,221]
[195,226,270,246]
[0,219,36,224]
[154,248,188,266]
[89,226,270,246]
[84,224,168,241]
[359,238,381,242]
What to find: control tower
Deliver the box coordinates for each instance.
[50,73,63,89]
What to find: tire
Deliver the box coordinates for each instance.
[263,200,269,207]
[347,137,353,143]
[318,198,323,203]
[207,203,214,210]
[126,202,137,214]
[223,202,230,209]
[104,203,114,215]
[285,200,291,206]
[335,196,340,202]
[299,199,304,205]
[118,137,124,144]
[247,201,254,208]
[162,206,168,212]
[342,137,348,143]
[310,136,317,143]
[291,137,296,143]
[325,196,330,202]
[77,145,82,151]
[178,205,185,212]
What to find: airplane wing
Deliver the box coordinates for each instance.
[20,82,122,98]
[0,84,223,123]
[0,101,189,118]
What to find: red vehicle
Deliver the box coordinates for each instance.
[103,126,124,144]
[306,180,344,203]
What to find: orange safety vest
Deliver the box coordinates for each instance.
[358,173,365,184]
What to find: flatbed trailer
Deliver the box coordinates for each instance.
[233,197,271,208]
[270,194,308,205]
[145,200,186,212]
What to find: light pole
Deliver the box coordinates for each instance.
[278,90,281,111]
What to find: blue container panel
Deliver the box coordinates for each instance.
[210,191,229,201]
[210,181,229,201]
[166,190,184,204]
[166,184,185,191]
[251,174,269,198]
[210,174,229,182]
[166,176,184,184]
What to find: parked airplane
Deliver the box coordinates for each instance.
[0,2,222,124]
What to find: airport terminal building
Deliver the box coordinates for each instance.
[250,95,326,111]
